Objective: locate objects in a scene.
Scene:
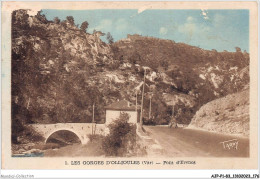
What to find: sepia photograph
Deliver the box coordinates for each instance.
[1,1,258,171]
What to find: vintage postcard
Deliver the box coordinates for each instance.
[1,1,258,170]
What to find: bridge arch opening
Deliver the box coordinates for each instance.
[45,130,82,146]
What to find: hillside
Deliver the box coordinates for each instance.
[189,89,249,137]
[12,10,113,125]
[113,34,249,104]
[11,10,250,143]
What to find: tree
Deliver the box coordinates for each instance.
[66,16,74,26]
[106,32,114,44]
[35,10,48,24]
[60,20,67,28]
[102,112,136,156]
[235,47,241,52]
[161,60,169,71]
[80,21,89,32]
[53,17,60,24]
[129,52,141,64]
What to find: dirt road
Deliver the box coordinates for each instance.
[144,126,249,157]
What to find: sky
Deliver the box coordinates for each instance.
[42,9,249,52]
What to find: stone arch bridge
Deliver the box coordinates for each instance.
[29,123,108,144]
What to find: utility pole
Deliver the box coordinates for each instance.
[172,100,174,118]
[136,90,138,111]
[136,90,139,123]
[149,95,152,119]
[92,103,95,135]
[140,69,146,126]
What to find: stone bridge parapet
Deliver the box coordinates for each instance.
[29,123,108,144]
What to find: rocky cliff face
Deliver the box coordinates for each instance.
[114,35,249,103]
[189,89,249,137]
[12,10,114,127]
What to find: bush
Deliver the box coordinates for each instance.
[66,16,74,26]
[80,21,89,32]
[53,17,60,24]
[102,112,137,157]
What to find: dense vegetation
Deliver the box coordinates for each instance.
[113,35,249,103]
[102,113,139,156]
[12,10,111,143]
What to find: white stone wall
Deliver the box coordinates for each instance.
[106,110,138,125]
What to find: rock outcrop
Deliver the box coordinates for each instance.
[189,89,249,137]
